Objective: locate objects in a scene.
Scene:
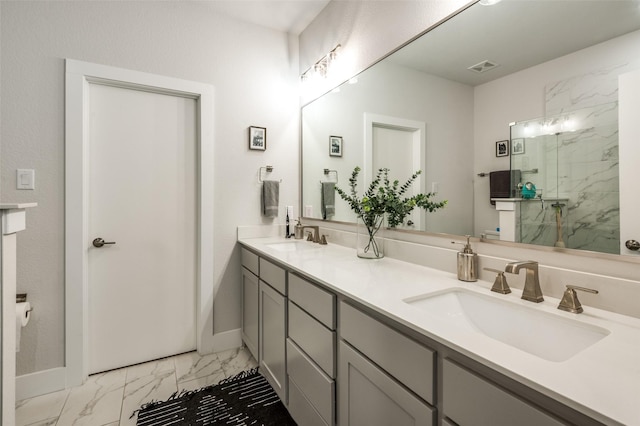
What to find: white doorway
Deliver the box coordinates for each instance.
[65,60,215,385]
[364,113,426,229]
[87,84,197,374]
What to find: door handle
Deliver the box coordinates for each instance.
[93,238,116,248]
[625,240,640,251]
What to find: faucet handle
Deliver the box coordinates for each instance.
[484,268,511,294]
[319,235,328,245]
[558,285,599,314]
[306,231,314,242]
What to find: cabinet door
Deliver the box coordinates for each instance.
[443,359,564,426]
[338,341,435,426]
[340,302,434,403]
[241,267,259,360]
[259,281,287,403]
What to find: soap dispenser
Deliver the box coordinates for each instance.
[294,218,304,240]
[452,235,478,282]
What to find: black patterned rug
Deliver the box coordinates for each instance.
[134,368,296,425]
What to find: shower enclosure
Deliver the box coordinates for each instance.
[509,102,619,254]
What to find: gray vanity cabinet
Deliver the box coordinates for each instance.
[339,341,434,426]
[239,244,600,426]
[258,257,288,404]
[241,267,259,360]
[287,273,337,426]
[338,301,436,426]
[240,248,260,360]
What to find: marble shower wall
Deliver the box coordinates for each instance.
[516,103,619,254]
[512,62,626,254]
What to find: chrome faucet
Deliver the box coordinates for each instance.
[504,261,544,303]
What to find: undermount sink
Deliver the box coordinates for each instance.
[404,288,610,362]
[265,241,318,252]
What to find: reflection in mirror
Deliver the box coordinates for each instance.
[301,0,640,256]
[506,103,618,254]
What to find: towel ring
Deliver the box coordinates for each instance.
[259,166,282,183]
[320,168,338,184]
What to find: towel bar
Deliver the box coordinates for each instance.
[258,166,282,183]
[320,168,338,183]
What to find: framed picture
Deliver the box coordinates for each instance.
[495,140,509,157]
[329,136,343,157]
[511,138,525,155]
[249,126,267,151]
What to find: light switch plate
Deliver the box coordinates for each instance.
[304,205,313,217]
[17,169,35,190]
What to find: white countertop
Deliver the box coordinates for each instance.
[0,203,37,210]
[239,236,640,426]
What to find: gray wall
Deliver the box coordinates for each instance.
[1,1,300,376]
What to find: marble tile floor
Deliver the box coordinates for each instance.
[15,347,258,426]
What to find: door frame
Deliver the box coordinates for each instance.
[364,113,426,228]
[65,59,215,386]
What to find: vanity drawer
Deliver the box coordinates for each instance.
[339,302,434,404]
[259,257,286,295]
[442,359,564,426]
[287,339,335,426]
[289,301,336,377]
[240,247,259,276]
[289,274,336,329]
[289,377,330,426]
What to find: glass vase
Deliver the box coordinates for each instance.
[356,214,385,259]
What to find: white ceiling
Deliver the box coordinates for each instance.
[388,0,640,86]
[199,0,330,35]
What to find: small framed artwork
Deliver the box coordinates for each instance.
[249,126,267,151]
[495,140,509,157]
[329,136,343,157]
[511,138,525,155]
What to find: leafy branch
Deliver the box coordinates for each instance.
[335,166,447,230]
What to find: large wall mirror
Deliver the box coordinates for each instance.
[301,0,640,257]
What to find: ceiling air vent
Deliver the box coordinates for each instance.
[468,60,499,73]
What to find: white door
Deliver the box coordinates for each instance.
[87,83,197,374]
[619,69,640,256]
[365,114,426,230]
[373,125,419,229]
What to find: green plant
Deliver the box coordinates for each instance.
[335,167,447,255]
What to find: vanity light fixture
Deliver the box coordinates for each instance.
[301,44,342,83]
[562,117,577,132]
[520,113,581,139]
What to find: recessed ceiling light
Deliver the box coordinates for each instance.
[479,0,502,5]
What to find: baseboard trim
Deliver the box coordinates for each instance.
[17,330,242,399]
[204,328,242,355]
[16,367,66,401]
